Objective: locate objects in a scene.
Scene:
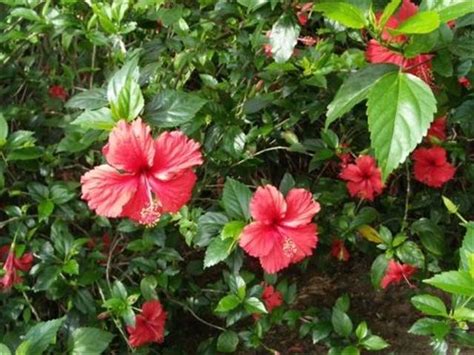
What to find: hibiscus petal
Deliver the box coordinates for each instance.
[282,188,320,227]
[239,222,279,258]
[278,224,318,264]
[152,131,203,180]
[103,118,155,173]
[120,175,150,222]
[259,238,292,274]
[397,0,418,23]
[149,169,197,213]
[142,300,165,320]
[366,40,406,67]
[339,164,363,182]
[250,185,287,223]
[81,165,138,217]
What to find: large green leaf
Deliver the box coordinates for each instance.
[217,330,239,353]
[70,327,114,355]
[204,237,234,268]
[331,308,353,337]
[392,11,440,34]
[424,270,474,296]
[313,2,367,29]
[411,294,448,317]
[16,317,65,355]
[378,0,402,30]
[325,64,397,129]
[71,108,116,131]
[460,222,474,271]
[222,178,252,220]
[367,71,436,180]
[269,15,300,64]
[66,88,108,110]
[145,90,207,127]
[425,0,474,23]
[0,114,8,146]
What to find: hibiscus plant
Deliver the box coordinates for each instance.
[0,0,473,354]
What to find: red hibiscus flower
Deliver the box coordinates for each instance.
[296,2,312,26]
[365,0,434,86]
[262,284,283,312]
[331,239,350,262]
[127,300,167,347]
[427,116,447,142]
[0,245,34,289]
[381,260,416,289]
[81,119,203,226]
[412,147,455,188]
[339,156,384,201]
[48,85,68,101]
[239,185,320,274]
[459,76,471,89]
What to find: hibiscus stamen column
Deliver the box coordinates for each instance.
[139,178,162,227]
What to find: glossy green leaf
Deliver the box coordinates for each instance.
[71,108,116,131]
[331,308,353,337]
[145,90,207,127]
[222,178,252,221]
[16,317,65,355]
[411,294,448,316]
[367,71,436,180]
[217,330,239,353]
[70,327,114,355]
[325,64,397,129]
[204,237,234,268]
[215,294,241,313]
[424,270,474,296]
[361,335,389,350]
[314,2,367,29]
[392,11,440,34]
[269,15,300,63]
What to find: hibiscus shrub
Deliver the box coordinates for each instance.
[1,0,474,354]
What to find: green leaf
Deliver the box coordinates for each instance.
[0,344,11,355]
[222,178,252,220]
[279,173,295,196]
[196,212,229,247]
[367,71,436,180]
[111,78,144,121]
[7,147,43,161]
[71,108,116,131]
[453,307,474,322]
[34,266,61,291]
[331,308,353,337]
[396,241,425,268]
[378,0,402,29]
[433,1,474,23]
[408,317,447,336]
[221,221,245,240]
[70,327,113,355]
[411,294,448,317]
[16,317,65,355]
[215,294,242,313]
[140,276,158,300]
[38,199,54,220]
[460,223,474,272]
[341,346,360,355]
[107,59,139,117]
[66,88,108,110]
[325,64,397,129]
[269,15,300,63]
[411,218,446,257]
[371,254,389,288]
[146,90,207,127]
[62,259,79,275]
[361,335,389,350]
[10,8,41,22]
[204,237,234,268]
[392,11,440,34]
[217,330,239,353]
[424,270,474,296]
[313,2,367,29]
[355,321,368,340]
[0,114,8,147]
[244,297,267,314]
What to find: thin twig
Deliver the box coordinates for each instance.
[165,292,225,332]
[402,162,411,232]
[22,291,41,321]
